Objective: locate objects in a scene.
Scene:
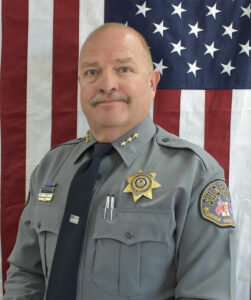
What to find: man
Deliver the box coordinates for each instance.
[4,23,235,300]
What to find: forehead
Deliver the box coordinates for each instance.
[80,28,146,66]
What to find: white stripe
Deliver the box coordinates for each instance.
[229,89,251,300]
[77,0,105,138]
[26,0,54,194]
[179,90,205,148]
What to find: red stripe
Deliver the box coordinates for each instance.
[153,89,181,136]
[51,0,80,147]
[205,90,232,184]
[0,0,28,285]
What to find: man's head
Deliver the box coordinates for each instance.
[78,23,160,142]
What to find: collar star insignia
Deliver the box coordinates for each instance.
[123,170,161,202]
[126,136,133,143]
[119,132,139,147]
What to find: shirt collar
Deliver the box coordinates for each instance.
[73,115,156,167]
[111,115,156,168]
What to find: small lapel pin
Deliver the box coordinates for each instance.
[69,214,80,224]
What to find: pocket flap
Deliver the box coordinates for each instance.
[93,209,173,246]
[31,205,64,235]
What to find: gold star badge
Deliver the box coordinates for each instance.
[123,170,161,202]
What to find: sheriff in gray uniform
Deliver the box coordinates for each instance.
[4,23,235,300]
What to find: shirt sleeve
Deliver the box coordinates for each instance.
[4,175,45,299]
[175,168,236,300]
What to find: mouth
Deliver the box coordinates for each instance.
[96,99,123,105]
[91,95,130,107]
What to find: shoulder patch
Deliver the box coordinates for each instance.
[199,180,235,228]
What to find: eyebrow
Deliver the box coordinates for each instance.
[80,57,136,70]
[114,57,135,64]
[80,61,100,70]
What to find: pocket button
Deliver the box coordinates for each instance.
[125,231,134,239]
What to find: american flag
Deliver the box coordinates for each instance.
[0,0,250,298]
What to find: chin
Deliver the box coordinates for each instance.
[100,120,126,128]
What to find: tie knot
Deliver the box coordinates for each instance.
[93,143,113,158]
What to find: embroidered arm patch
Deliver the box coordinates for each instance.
[199,180,235,228]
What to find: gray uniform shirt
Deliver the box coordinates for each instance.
[4,115,235,300]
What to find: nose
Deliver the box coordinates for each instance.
[97,69,118,94]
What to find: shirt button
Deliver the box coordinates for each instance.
[162,138,168,143]
[125,231,134,239]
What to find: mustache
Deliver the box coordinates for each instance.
[90,93,131,107]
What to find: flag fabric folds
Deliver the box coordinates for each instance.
[0,0,250,299]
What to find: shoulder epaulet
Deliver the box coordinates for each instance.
[49,137,86,151]
[155,126,219,171]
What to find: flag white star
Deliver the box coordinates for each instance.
[172,3,187,19]
[153,20,169,37]
[153,59,168,75]
[204,42,220,58]
[187,60,201,77]
[222,23,238,39]
[241,4,251,19]
[239,41,251,56]
[206,4,221,20]
[188,22,203,38]
[220,60,236,76]
[171,40,186,56]
[136,1,152,17]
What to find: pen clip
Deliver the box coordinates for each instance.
[104,195,110,220]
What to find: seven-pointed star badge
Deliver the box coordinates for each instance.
[123,170,161,202]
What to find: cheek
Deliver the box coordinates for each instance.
[79,89,90,115]
[80,85,93,104]
[123,80,147,98]
[130,82,151,103]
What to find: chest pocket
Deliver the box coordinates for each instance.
[93,209,174,297]
[31,205,64,279]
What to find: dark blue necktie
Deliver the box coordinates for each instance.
[45,142,113,300]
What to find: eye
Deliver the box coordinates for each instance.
[119,67,130,73]
[85,69,98,76]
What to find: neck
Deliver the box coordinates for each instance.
[88,116,148,143]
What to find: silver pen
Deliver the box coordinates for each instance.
[104,195,110,220]
[110,195,115,220]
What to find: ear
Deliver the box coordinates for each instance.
[149,69,160,99]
